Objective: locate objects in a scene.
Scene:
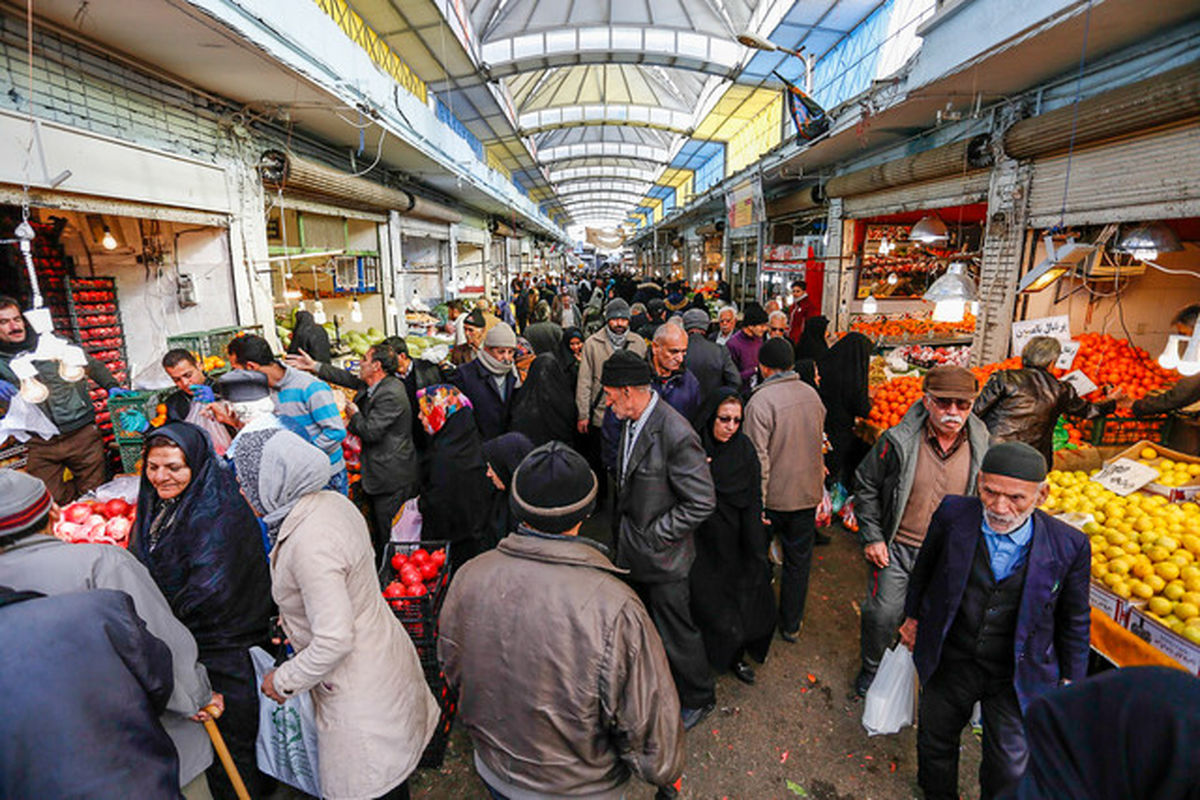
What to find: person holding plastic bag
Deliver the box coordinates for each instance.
[233,426,439,800]
[900,442,1090,800]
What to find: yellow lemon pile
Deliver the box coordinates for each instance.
[1136,447,1200,488]
[1043,469,1200,644]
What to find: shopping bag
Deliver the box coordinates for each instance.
[249,646,321,796]
[390,496,423,543]
[186,402,233,456]
[861,644,917,736]
[815,485,833,528]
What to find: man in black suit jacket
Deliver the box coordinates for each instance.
[900,442,1090,800]
[345,342,419,555]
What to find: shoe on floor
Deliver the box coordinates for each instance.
[814,529,833,546]
[779,626,801,643]
[853,668,875,698]
[732,661,756,685]
[681,702,715,731]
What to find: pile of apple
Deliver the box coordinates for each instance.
[381,547,447,604]
[53,498,135,547]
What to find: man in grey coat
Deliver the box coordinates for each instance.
[604,350,717,730]
[0,469,216,796]
[682,308,740,399]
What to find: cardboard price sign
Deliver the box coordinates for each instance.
[1056,341,1081,370]
[1061,370,1098,396]
[1093,458,1160,496]
[1011,315,1071,357]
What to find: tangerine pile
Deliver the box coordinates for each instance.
[851,312,976,339]
[865,357,1022,430]
[1051,333,1175,401]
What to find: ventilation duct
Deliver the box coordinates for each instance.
[258,150,462,224]
[824,134,992,198]
[766,184,825,218]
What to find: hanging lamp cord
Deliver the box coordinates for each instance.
[1056,0,1094,230]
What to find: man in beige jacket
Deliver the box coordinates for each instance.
[743,337,826,642]
[575,298,647,500]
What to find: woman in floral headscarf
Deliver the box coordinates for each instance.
[416,384,490,571]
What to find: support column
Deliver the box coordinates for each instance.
[973,154,1033,365]
[387,210,408,336]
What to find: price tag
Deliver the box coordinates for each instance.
[1056,341,1081,370]
[1093,458,1159,496]
[1011,315,1071,356]
[1061,370,1097,396]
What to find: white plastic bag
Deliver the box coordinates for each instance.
[250,646,321,796]
[862,645,917,736]
[0,394,59,442]
[390,496,423,543]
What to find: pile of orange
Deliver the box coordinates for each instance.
[851,312,977,339]
[867,375,924,429]
[1049,332,1175,401]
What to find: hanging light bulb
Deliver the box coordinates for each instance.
[389,294,399,315]
[350,298,363,323]
[862,294,878,314]
[1158,335,1185,370]
[923,262,976,323]
[909,215,949,245]
[296,298,307,312]
[312,300,327,325]
[101,226,118,251]
[1116,222,1182,263]
[886,272,898,285]
[970,300,980,316]
[878,236,892,256]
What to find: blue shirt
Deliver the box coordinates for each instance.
[981,514,1034,581]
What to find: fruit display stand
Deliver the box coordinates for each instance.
[166,325,262,374]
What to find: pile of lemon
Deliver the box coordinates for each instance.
[1042,468,1200,644]
[1136,446,1200,487]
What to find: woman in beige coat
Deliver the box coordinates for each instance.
[232,427,439,800]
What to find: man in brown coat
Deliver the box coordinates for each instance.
[743,337,826,642]
[439,442,685,800]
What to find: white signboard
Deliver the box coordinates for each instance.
[1056,340,1081,370]
[1093,458,1160,496]
[1011,315,1071,357]
[1061,370,1098,397]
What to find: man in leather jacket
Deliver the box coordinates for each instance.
[973,336,1119,466]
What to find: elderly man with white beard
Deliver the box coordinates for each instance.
[850,365,990,699]
[900,442,1090,800]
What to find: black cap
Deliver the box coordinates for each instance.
[601,349,653,387]
[510,442,597,533]
[981,441,1048,483]
[759,337,795,371]
[464,309,486,328]
[217,369,270,402]
[742,302,768,326]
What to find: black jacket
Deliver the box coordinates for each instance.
[318,357,444,446]
[974,366,1113,465]
[0,588,180,799]
[348,375,418,495]
[683,332,740,400]
[452,358,519,441]
[164,376,219,423]
[287,311,331,363]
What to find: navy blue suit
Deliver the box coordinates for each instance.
[905,495,1090,800]
[905,495,1091,712]
[452,358,519,441]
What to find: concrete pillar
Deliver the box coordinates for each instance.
[220,145,277,346]
[387,210,408,336]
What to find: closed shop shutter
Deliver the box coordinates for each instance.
[843,171,990,218]
[1026,124,1200,228]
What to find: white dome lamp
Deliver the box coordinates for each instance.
[909,215,950,246]
[350,296,364,323]
[923,262,976,323]
[1115,221,1183,263]
[1176,329,1200,377]
[862,293,878,314]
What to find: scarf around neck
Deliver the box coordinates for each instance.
[605,327,628,350]
[478,347,517,381]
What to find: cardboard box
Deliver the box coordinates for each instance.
[1105,439,1200,502]
[1126,607,1200,675]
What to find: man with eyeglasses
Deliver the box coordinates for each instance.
[851,365,989,698]
[766,310,790,340]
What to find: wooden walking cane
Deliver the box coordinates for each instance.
[202,703,251,800]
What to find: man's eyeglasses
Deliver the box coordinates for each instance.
[716,415,742,424]
[929,396,973,411]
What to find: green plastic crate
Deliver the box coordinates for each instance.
[166,325,263,365]
[118,439,145,474]
[107,390,165,442]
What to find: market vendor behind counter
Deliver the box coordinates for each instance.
[1124,304,1200,455]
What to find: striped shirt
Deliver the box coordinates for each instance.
[273,366,346,471]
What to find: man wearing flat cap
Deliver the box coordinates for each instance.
[852,365,990,698]
[901,441,1090,800]
[603,350,717,731]
[439,443,685,799]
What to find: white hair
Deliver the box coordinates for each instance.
[769,310,788,323]
[230,396,275,424]
[717,305,737,319]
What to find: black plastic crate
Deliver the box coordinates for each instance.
[378,541,452,642]
[420,669,458,769]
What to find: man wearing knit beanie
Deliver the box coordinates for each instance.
[743,336,826,643]
[440,443,685,799]
[0,470,217,793]
[575,297,647,504]
[452,321,520,440]
[900,441,1090,800]
[726,301,770,392]
[603,350,718,730]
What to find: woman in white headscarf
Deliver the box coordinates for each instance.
[232,428,439,800]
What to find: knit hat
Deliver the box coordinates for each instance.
[510,442,597,533]
[682,308,710,332]
[981,441,1048,483]
[0,469,52,540]
[759,337,795,371]
[923,365,978,400]
[484,322,517,349]
[482,432,535,488]
[464,308,486,328]
[605,298,631,321]
[742,302,768,327]
[217,369,270,402]
[601,349,653,387]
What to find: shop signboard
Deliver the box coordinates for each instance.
[725,177,763,230]
[1011,314,1071,357]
